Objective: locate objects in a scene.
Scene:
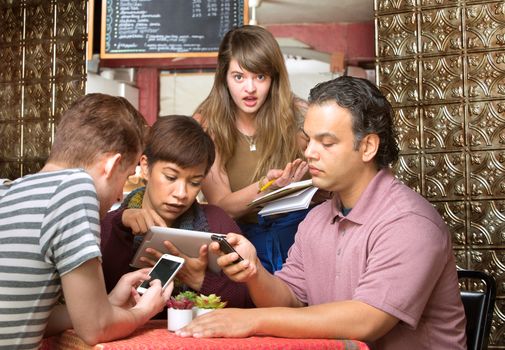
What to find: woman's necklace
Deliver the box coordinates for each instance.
[242,133,257,152]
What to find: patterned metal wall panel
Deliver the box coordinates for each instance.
[377,59,419,105]
[0,47,23,83]
[434,201,466,244]
[423,103,465,151]
[467,51,505,100]
[469,150,505,199]
[377,0,417,13]
[421,55,464,103]
[468,100,505,150]
[395,106,421,151]
[421,6,463,55]
[0,0,87,179]
[376,0,505,347]
[0,4,23,44]
[0,121,21,159]
[466,2,505,50]
[468,199,505,245]
[424,152,466,200]
[377,11,418,59]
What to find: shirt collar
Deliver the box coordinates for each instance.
[329,168,395,225]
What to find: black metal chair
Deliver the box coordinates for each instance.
[458,269,496,350]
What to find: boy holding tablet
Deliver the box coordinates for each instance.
[100,115,254,308]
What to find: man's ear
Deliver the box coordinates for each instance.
[104,153,122,179]
[360,134,380,163]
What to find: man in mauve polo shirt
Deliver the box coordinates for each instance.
[176,76,467,349]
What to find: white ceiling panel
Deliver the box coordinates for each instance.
[254,0,373,25]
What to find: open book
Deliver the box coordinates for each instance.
[249,179,317,216]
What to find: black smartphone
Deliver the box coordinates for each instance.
[210,234,244,264]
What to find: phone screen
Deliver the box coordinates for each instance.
[138,258,183,290]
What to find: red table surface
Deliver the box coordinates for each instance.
[42,320,370,350]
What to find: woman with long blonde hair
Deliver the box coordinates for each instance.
[195,25,310,272]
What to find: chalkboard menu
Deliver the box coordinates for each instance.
[101,0,248,58]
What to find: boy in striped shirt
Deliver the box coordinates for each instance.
[0,94,172,350]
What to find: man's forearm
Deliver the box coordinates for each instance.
[246,263,303,308]
[251,300,397,341]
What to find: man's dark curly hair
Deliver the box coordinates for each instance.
[308,76,399,169]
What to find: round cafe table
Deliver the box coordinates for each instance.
[41,320,371,350]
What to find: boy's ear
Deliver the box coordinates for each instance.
[104,153,122,179]
[139,155,150,179]
[360,134,380,162]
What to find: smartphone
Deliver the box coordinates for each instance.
[210,234,244,264]
[136,254,185,295]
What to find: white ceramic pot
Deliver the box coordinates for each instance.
[167,308,193,332]
[195,308,215,317]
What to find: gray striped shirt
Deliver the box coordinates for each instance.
[0,169,102,349]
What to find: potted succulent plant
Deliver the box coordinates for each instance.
[166,292,195,331]
[175,290,199,317]
[176,290,197,304]
[194,293,227,316]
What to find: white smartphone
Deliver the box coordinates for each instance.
[136,254,185,295]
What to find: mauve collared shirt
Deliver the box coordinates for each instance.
[276,169,466,349]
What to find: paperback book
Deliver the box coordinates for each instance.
[248,179,317,216]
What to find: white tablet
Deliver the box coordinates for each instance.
[130,226,224,273]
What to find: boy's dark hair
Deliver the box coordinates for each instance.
[144,115,215,174]
[309,76,399,168]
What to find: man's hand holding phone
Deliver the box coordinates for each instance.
[210,234,244,264]
[209,233,259,283]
